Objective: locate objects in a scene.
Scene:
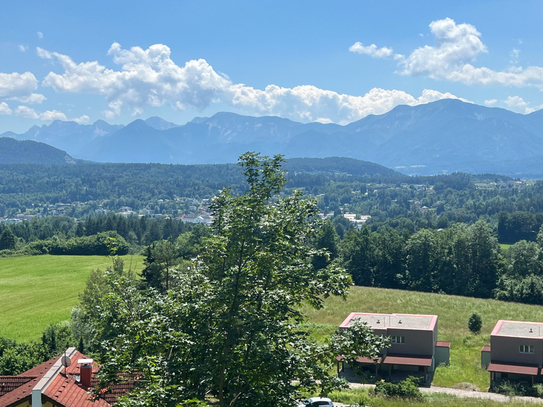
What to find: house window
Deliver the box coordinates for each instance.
[391,336,405,344]
[520,345,534,354]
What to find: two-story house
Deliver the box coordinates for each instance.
[338,312,450,383]
[482,320,543,387]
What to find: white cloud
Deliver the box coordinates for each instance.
[0,72,45,103]
[349,42,396,59]
[484,99,497,106]
[0,102,12,115]
[228,85,469,124]
[18,45,28,53]
[15,105,40,119]
[15,105,90,122]
[37,31,43,39]
[73,115,90,123]
[509,48,520,64]
[392,18,543,89]
[504,96,536,114]
[37,42,468,124]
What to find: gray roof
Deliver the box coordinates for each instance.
[344,313,435,330]
[494,321,543,338]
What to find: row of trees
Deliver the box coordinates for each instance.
[314,219,543,304]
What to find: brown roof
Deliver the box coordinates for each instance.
[487,363,539,376]
[436,341,450,348]
[336,355,382,364]
[383,355,433,367]
[0,377,35,398]
[481,346,491,352]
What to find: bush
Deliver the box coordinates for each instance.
[468,312,483,334]
[494,380,530,397]
[372,376,423,400]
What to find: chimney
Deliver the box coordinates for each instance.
[78,359,94,388]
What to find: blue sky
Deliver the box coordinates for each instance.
[1,0,543,133]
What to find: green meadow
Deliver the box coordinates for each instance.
[4,254,543,396]
[304,286,543,391]
[0,254,144,342]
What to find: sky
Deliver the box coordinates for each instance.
[1,0,543,133]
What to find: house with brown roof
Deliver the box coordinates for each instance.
[337,312,450,383]
[483,320,543,388]
[0,347,134,407]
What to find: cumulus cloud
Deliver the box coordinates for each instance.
[352,18,543,90]
[349,42,396,59]
[37,42,466,124]
[0,102,12,115]
[37,31,43,39]
[0,72,46,104]
[484,99,497,106]
[18,45,28,52]
[229,84,468,124]
[15,105,89,122]
[504,96,538,114]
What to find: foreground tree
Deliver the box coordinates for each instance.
[94,153,386,407]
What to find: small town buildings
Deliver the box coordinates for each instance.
[483,320,543,387]
[0,348,134,407]
[338,312,450,383]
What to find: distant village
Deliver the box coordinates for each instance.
[0,179,528,227]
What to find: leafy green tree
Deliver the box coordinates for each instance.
[404,229,437,292]
[340,226,375,286]
[94,153,385,407]
[0,227,16,250]
[312,221,339,270]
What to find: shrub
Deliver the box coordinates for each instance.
[373,376,423,400]
[494,380,529,397]
[468,312,483,334]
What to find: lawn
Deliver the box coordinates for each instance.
[303,286,543,391]
[0,254,144,342]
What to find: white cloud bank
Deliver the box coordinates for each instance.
[0,72,45,104]
[14,105,89,123]
[351,17,543,89]
[37,43,465,124]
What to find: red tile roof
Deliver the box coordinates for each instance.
[481,346,491,352]
[436,341,450,348]
[487,362,539,376]
[0,349,136,407]
[0,377,34,397]
[0,356,60,407]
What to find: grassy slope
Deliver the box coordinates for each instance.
[0,254,143,342]
[303,286,543,391]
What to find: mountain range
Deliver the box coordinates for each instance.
[4,99,543,176]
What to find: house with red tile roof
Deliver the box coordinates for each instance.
[0,347,135,407]
[337,312,450,383]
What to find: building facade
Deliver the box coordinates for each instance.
[338,312,450,383]
[484,320,543,387]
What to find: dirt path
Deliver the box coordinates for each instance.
[346,382,543,404]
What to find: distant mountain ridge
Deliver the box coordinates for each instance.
[0,137,77,165]
[4,99,543,176]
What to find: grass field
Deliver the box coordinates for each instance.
[0,254,144,342]
[303,286,543,391]
[4,254,543,397]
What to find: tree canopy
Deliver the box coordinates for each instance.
[89,153,385,407]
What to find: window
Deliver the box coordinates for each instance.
[520,345,534,354]
[391,336,405,344]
